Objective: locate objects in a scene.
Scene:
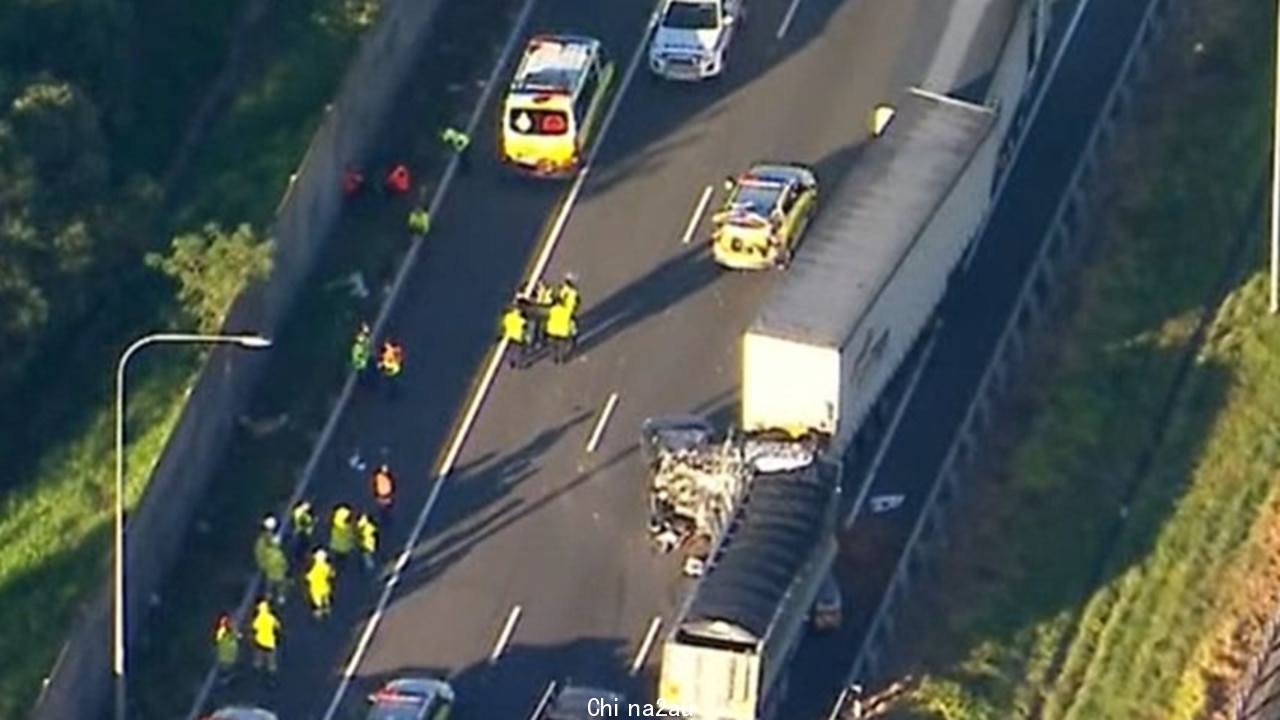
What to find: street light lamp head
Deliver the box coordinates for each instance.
[235,335,272,349]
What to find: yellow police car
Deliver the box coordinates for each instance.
[710,162,818,270]
[500,34,614,178]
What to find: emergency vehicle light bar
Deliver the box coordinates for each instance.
[369,688,425,704]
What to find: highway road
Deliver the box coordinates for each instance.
[200,0,1023,717]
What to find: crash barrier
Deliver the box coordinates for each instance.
[827,0,1184,716]
[29,0,452,717]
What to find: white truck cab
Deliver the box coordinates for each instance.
[648,0,742,80]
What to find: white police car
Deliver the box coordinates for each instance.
[648,0,742,80]
[366,677,455,720]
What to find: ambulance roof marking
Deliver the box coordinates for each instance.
[512,36,596,94]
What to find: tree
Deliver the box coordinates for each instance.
[0,256,48,383]
[146,222,274,333]
[9,77,109,205]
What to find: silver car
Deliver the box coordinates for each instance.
[366,677,455,720]
[648,0,743,80]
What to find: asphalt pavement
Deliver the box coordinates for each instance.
[198,0,1031,717]
[780,0,1159,717]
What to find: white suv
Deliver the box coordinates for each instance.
[648,0,742,80]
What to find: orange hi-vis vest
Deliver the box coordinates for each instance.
[372,468,395,507]
[379,342,403,376]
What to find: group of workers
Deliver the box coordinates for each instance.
[215,121,604,692]
[340,124,472,241]
[500,274,581,368]
[212,462,400,684]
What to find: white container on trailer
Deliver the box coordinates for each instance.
[742,87,999,451]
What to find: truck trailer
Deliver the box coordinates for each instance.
[658,87,999,719]
[657,455,841,720]
[742,87,998,451]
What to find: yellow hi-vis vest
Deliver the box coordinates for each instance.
[251,603,280,650]
[357,515,377,553]
[545,303,576,339]
[501,309,528,344]
[306,557,334,598]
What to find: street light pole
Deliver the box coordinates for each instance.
[1271,0,1280,313]
[114,332,271,720]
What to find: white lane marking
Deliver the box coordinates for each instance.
[528,681,558,720]
[777,0,804,39]
[630,615,664,675]
[322,3,668,717]
[680,185,715,245]
[523,1,664,292]
[490,605,524,663]
[844,330,939,530]
[586,392,621,453]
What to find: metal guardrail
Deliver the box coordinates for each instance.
[826,0,1183,715]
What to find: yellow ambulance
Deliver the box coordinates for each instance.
[499,34,613,178]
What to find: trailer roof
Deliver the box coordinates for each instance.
[680,461,837,644]
[749,87,996,349]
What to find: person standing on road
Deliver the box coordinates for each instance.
[377,339,404,399]
[544,297,578,364]
[250,598,281,679]
[305,548,336,619]
[440,125,472,174]
[500,303,533,368]
[384,163,411,195]
[356,511,378,571]
[407,204,431,238]
[260,531,290,606]
[342,164,365,198]
[371,464,396,528]
[329,504,357,569]
[253,515,278,578]
[350,323,373,375]
[289,499,316,564]
[212,612,240,685]
[555,274,580,315]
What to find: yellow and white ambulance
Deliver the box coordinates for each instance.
[499,34,613,178]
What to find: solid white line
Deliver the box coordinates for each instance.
[630,616,664,675]
[963,0,1095,272]
[680,185,715,245]
[490,605,524,663]
[586,392,621,453]
[528,681,558,720]
[522,1,664,294]
[439,339,510,476]
[843,331,939,530]
[777,0,804,39]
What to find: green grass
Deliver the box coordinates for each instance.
[0,0,380,717]
[0,357,195,719]
[885,1,1278,718]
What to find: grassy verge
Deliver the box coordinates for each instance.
[0,0,374,717]
[128,0,524,716]
[882,1,1278,718]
